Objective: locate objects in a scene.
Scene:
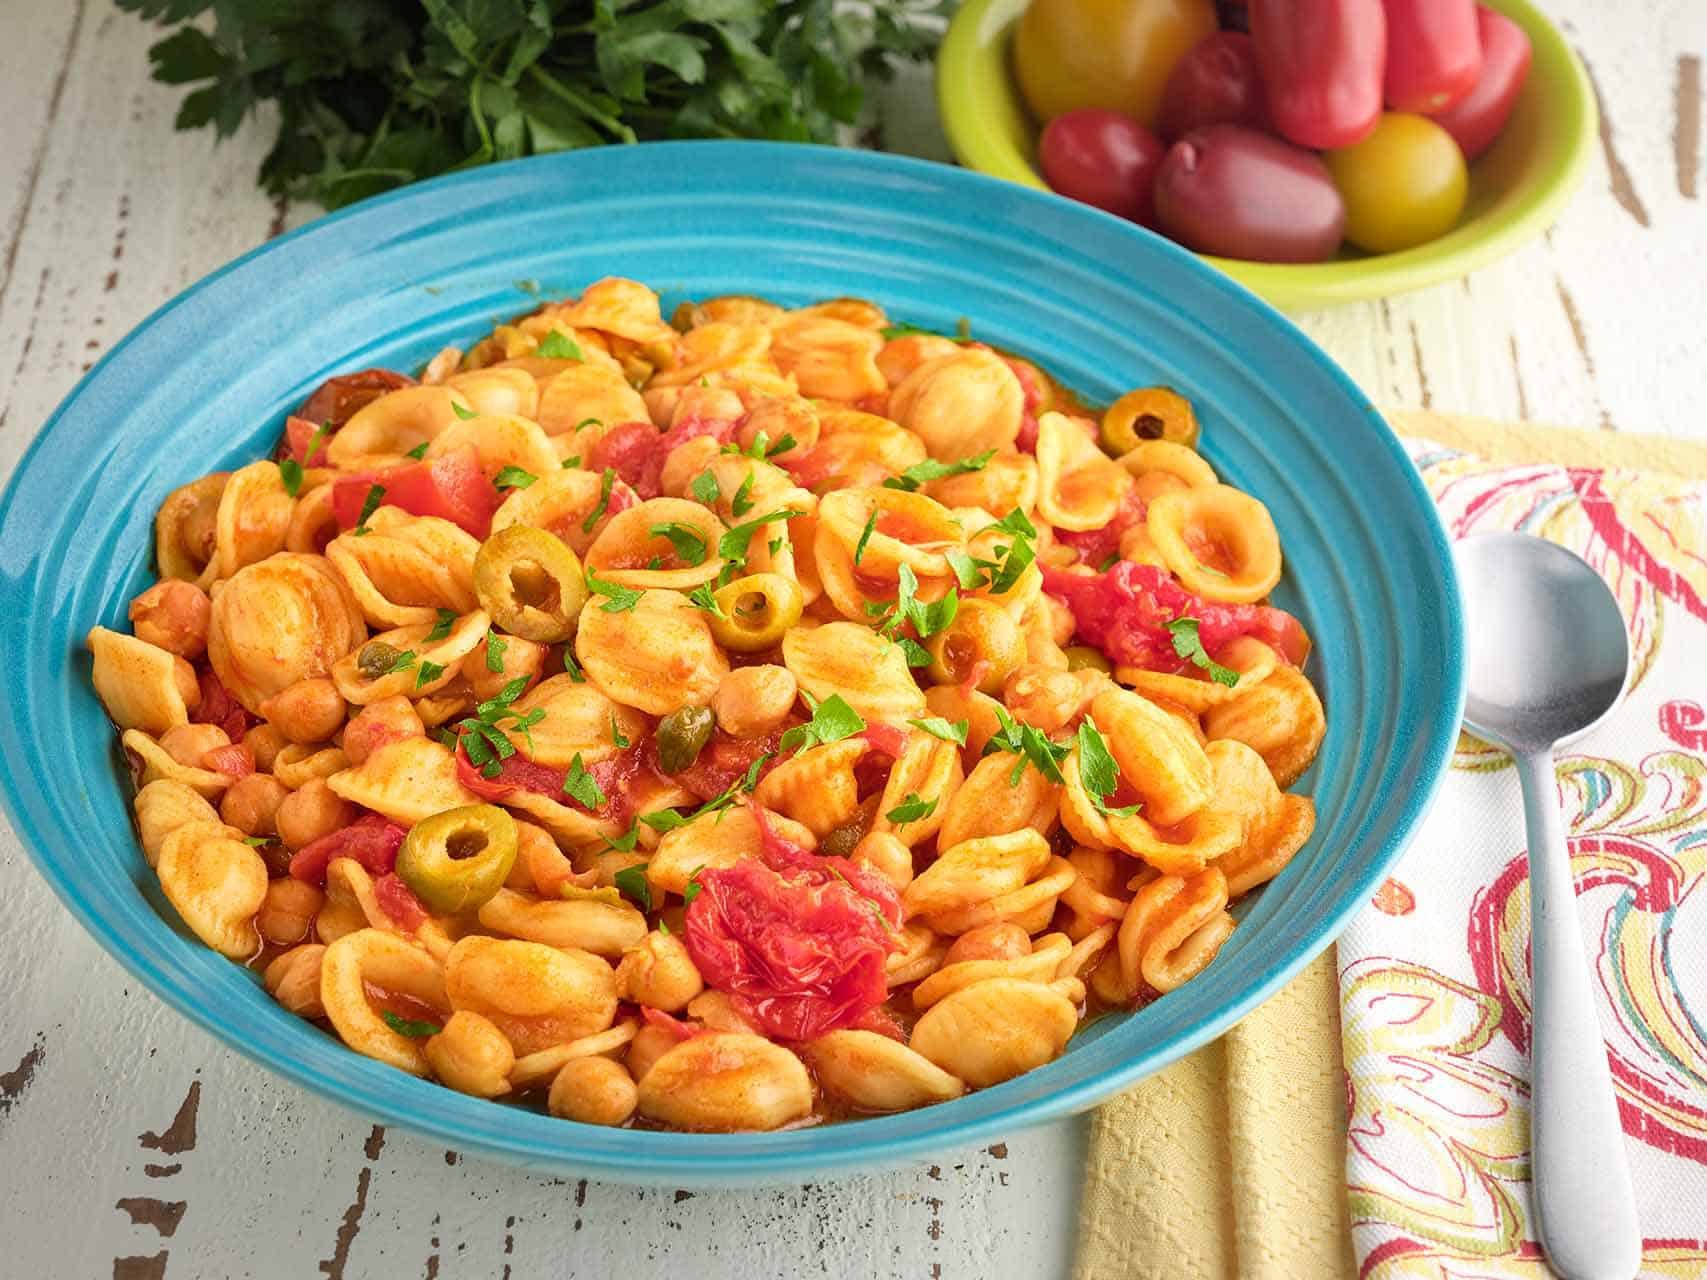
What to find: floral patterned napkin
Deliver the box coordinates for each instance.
[1339,440,1707,1277]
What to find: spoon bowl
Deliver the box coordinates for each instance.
[1456,532,1629,752]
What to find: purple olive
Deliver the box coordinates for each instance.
[1153,124,1345,263]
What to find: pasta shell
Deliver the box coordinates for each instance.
[924,451,1038,519]
[557,277,676,344]
[935,752,1059,850]
[1201,665,1325,790]
[902,828,1051,921]
[511,675,646,769]
[909,977,1077,1087]
[155,473,228,582]
[650,322,774,390]
[477,887,647,958]
[1206,739,1315,895]
[887,347,1023,463]
[326,512,480,629]
[134,778,222,867]
[509,1020,639,1092]
[781,621,926,724]
[927,856,1078,936]
[1034,411,1136,532]
[440,366,540,419]
[208,461,293,585]
[285,481,340,556]
[445,935,618,1057]
[491,468,624,555]
[814,487,961,621]
[88,627,191,734]
[885,921,949,986]
[754,738,866,837]
[1145,485,1282,604]
[272,743,348,789]
[156,824,268,959]
[326,735,481,825]
[1090,685,1213,827]
[911,932,1073,1010]
[585,497,726,590]
[647,804,816,897]
[801,1031,965,1112]
[320,928,450,1075]
[207,553,366,715]
[576,589,729,716]
[1117,867,1233,995]
[870,732,963,847]
[635,1033,812,1132]
[535,362,649,436]
[768,314,886,401]
[329,610,488,705]
[330,385,471,467]
[876,334,963,386]
[795,409,927,491]
[678,294,785,330]
[424,413,559,480]
[1116,635,1278,713]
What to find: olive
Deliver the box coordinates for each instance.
[473,525,589,644]
[1102,386,1200,454]
[357,640,403,680]
[708,572,805,653]
[1065,645,1114,674]
[395,804,519,916]
[656,705,716,774]
[925,598,1025,695]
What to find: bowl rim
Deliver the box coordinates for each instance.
[0,140,1465,1180]
[937,0,1599,309]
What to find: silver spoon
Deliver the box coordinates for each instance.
[1455,533,1640,1280]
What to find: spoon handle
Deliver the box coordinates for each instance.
[1516,748,1642,1280]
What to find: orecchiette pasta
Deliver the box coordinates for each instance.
[90,280,1323,1131]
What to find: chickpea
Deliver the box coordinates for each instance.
[852,831,914,893]
[276,778,356,851]
[264,944,326,1018]
[712,665,799,739]
[460,633,546,703]
[259,677,347,744]
[159,723,230,768]
[925,599,1024,695]
[549,1055,638,1126]
[1003,664,1086,736]
[243,722,289,772]
[257,878,325,946]
[615,931,704,1013]
[128,580,211,659]
[944,922,1033,966]
[219,773,290,836]
[626,1024,678,1084]
[424,1011,515,1099]
[342,695,424,766]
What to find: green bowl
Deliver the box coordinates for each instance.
[938,0,1596,309]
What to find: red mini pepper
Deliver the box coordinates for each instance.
[1383,0,1483,114]
[1249,0,1386,150]
[1427,5,1531,161]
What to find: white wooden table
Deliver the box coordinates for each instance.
[1,5,1699,1277]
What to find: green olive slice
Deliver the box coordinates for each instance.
[707,572,804,653]
[395,804,519,915]
[473,525,589,644]
[925,598,1024,694]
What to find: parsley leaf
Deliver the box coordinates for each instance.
[536,331,583,360]
[485,631,508,674]
[907,716,969,746]
[405,441,430,461]
[1097,551,1120,572]
[612,862,651,909]
[718,508,803,568]
[494,466,536,491]
[885,793,936,823]
[561,456,582,470]
[1166,618,1241,688]
[984,705,1068,786]
[778,692,865,755]
[573,417,602,434]
[853,509,879,566]
[878,323,970,343]
[1076,717,1142,817]
[451,401,477,421]
[682,867,706,906]
[562,753,606,810]
[415,659,446,689]
[427,608,458,642]
[279,457,304,497]
[585,567,643,612]
[731,470,756,517]
[243,835,270,847]
[380,1010,441,1039]
[650,521,708,566]
[299,422,331,466]
[686,582,724,616]
[384,648,418,675]
[352,483,386,535]
[897,636,933,667]
[639,809,690,834]
[882,448,995,492]
[609,714,630,748]
[582,467,617,533]
[605,822,641,853]
[690,469,721,505]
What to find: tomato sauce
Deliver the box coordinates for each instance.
[288,812,408,886]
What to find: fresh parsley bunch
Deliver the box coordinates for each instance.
[116,0,948,209]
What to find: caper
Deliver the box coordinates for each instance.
[1065,645,1114,674]
[820,795,881,859]
[925,598,1024,695]
[655,705,716,774]
[473,525,589,644]
[395,804,518,916]
[357,640,402,680]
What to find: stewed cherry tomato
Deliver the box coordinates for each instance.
[1324,112,1468,253]
[1038,110,1166,224]
[1157,32,1267,141]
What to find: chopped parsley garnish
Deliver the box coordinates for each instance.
[1076,717,1142,817]
[485,630,507,673]
[605,823,641,853]
[582,467,618,533]
[649,522,708,566]
[536,331,584,361]
[404,441,430,461]
[640,809,691,834]
[726,430,794,460]
[414,659,446,689]
[718,508,804,569]
[300,421,332,465]
[384,648,418,675]
[380,1011,442,1038]
[870,564,959,641]
[690,469,721,505]
[561,456,581,469]
[907,716,969,746]
[686,583,724,616]
[731,470,757,517]
[1097,551,1120,572]
[426,609,458,642]
[1166,618,1241,688]
[493,466,536,491]
[945,550,983,590]
[853,509,879,566]
[885,793,937,824]
[242,835,270,847]
[984,705,1069,786]
[451,401,477,421]
[573,416,601,433]
[609,714,629,748]
[897,636,933,667]
[778,691,866,755]
[882,448,995,493]
[562,753,606,810]
[878,323,970,344]
[352,483,386,536]
[279,457,304,497]
[612,862,651,908]
[454,676,541,778]
[561,645,586,683]
[585,567,643,612]
[682,867,706,906]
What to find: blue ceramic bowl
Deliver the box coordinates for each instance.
[0,142,1462,1183]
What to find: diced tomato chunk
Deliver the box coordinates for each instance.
[859,722,909,761]
[282,415,333,466]
[190,667,250,742]
[586,415,735,500]
[200,744,255,779]
[288,813,409,887]
[374,873,429,930]
[295,368,413,427]
[682,802,902,1042]
[331,447,501,539]
[639,1005,705,1041]
[1042,560,1307,672]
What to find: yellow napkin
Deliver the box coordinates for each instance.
[1072,411,1707,1280]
